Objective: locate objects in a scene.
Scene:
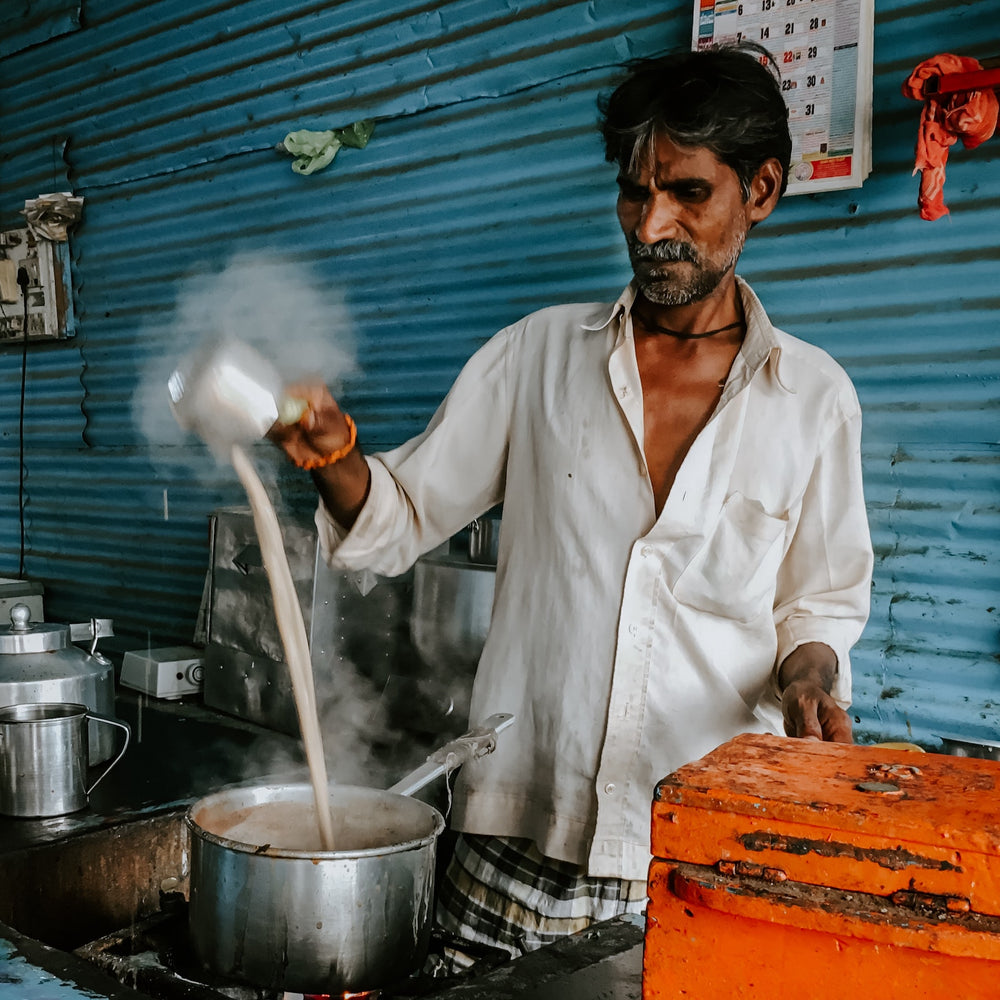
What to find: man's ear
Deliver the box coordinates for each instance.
[748,158,783,224]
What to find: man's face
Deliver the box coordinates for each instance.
[616,133,754,306]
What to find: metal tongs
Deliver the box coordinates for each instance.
[387,713,515,797]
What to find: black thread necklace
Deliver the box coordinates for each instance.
[632,306,744,341]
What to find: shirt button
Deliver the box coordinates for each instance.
[618,385,629,399]
[604,782,616,795]
[641,545,653,557]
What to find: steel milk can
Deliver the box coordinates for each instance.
[0,604,119,765]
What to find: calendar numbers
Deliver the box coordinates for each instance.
[694,0,872,192]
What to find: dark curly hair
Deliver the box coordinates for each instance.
[598,44,792,200]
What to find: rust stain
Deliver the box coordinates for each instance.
[738,831,962,872]
[669,864,1000,933]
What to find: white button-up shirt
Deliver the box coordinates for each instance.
[316,277,873,880]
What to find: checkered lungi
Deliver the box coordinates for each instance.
[434,833,647,963]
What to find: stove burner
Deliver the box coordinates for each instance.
[73,901,507,1000]
[75,907,282,999]
[301,992,381,999]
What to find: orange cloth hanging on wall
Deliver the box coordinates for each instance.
[902,54,998,220]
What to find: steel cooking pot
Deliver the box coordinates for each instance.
[167,335,307,457]
[188,783,441,993]
[410,553,495,673]
[186,713,513,994]
[0,604,118,765]
[937,733,1000,760]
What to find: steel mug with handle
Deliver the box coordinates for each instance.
[0,702,131,817]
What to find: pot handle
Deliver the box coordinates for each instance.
[387,712,514,797]
[69,618,115,656]
[84,713,131,795]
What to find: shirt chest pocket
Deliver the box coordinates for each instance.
[671,493,789,624]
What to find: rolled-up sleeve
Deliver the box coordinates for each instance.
[771,407,874,707]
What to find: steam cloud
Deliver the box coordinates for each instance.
[132,251,358,472]
[133,252,473,801]
[134,253,391,788]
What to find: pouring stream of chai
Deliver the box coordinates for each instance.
[229,443,336,851]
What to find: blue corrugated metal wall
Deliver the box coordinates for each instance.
[0,0,997,747]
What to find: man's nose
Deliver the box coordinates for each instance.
[634,192,680,244]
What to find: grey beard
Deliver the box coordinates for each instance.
[636,267,727,306]
[628,232,745,306]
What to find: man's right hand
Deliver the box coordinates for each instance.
[268,381,354,466]
[268,380,371,529]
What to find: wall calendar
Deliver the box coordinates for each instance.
[694,0,874,193]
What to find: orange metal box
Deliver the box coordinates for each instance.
[643,733,1000,999]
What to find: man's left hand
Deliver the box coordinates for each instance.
[777,642,853,743]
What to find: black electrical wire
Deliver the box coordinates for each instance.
[16,266,29,579]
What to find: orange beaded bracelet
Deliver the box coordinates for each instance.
[294,414,357,471]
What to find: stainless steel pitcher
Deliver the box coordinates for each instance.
[167,336,306,455]
[0,702,130,817]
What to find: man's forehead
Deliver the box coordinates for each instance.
[624,134,732,184]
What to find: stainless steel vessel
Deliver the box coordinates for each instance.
[0,702,130,817]
[0,604,118,764]
[167,335,304,457]
[188,782,443,993]
[201,506,409,736]
[185,713,513,994]
[937,733,1000,760]
[410,553,496,673]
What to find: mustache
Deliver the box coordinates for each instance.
[627,236,699,264]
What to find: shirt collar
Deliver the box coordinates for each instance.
[734,276,791,393]
[584,277,792,394]
[581,285,635,333]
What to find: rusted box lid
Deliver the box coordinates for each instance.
[652,734,1000,916]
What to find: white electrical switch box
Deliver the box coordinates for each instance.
[0,227,74,342]
[121,646,205,700]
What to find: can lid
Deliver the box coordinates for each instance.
[0,604,68,654]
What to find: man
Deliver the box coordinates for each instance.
[270,45,873,960]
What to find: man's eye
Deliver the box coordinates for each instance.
[617,180,647,202]
[675,184,710,202]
